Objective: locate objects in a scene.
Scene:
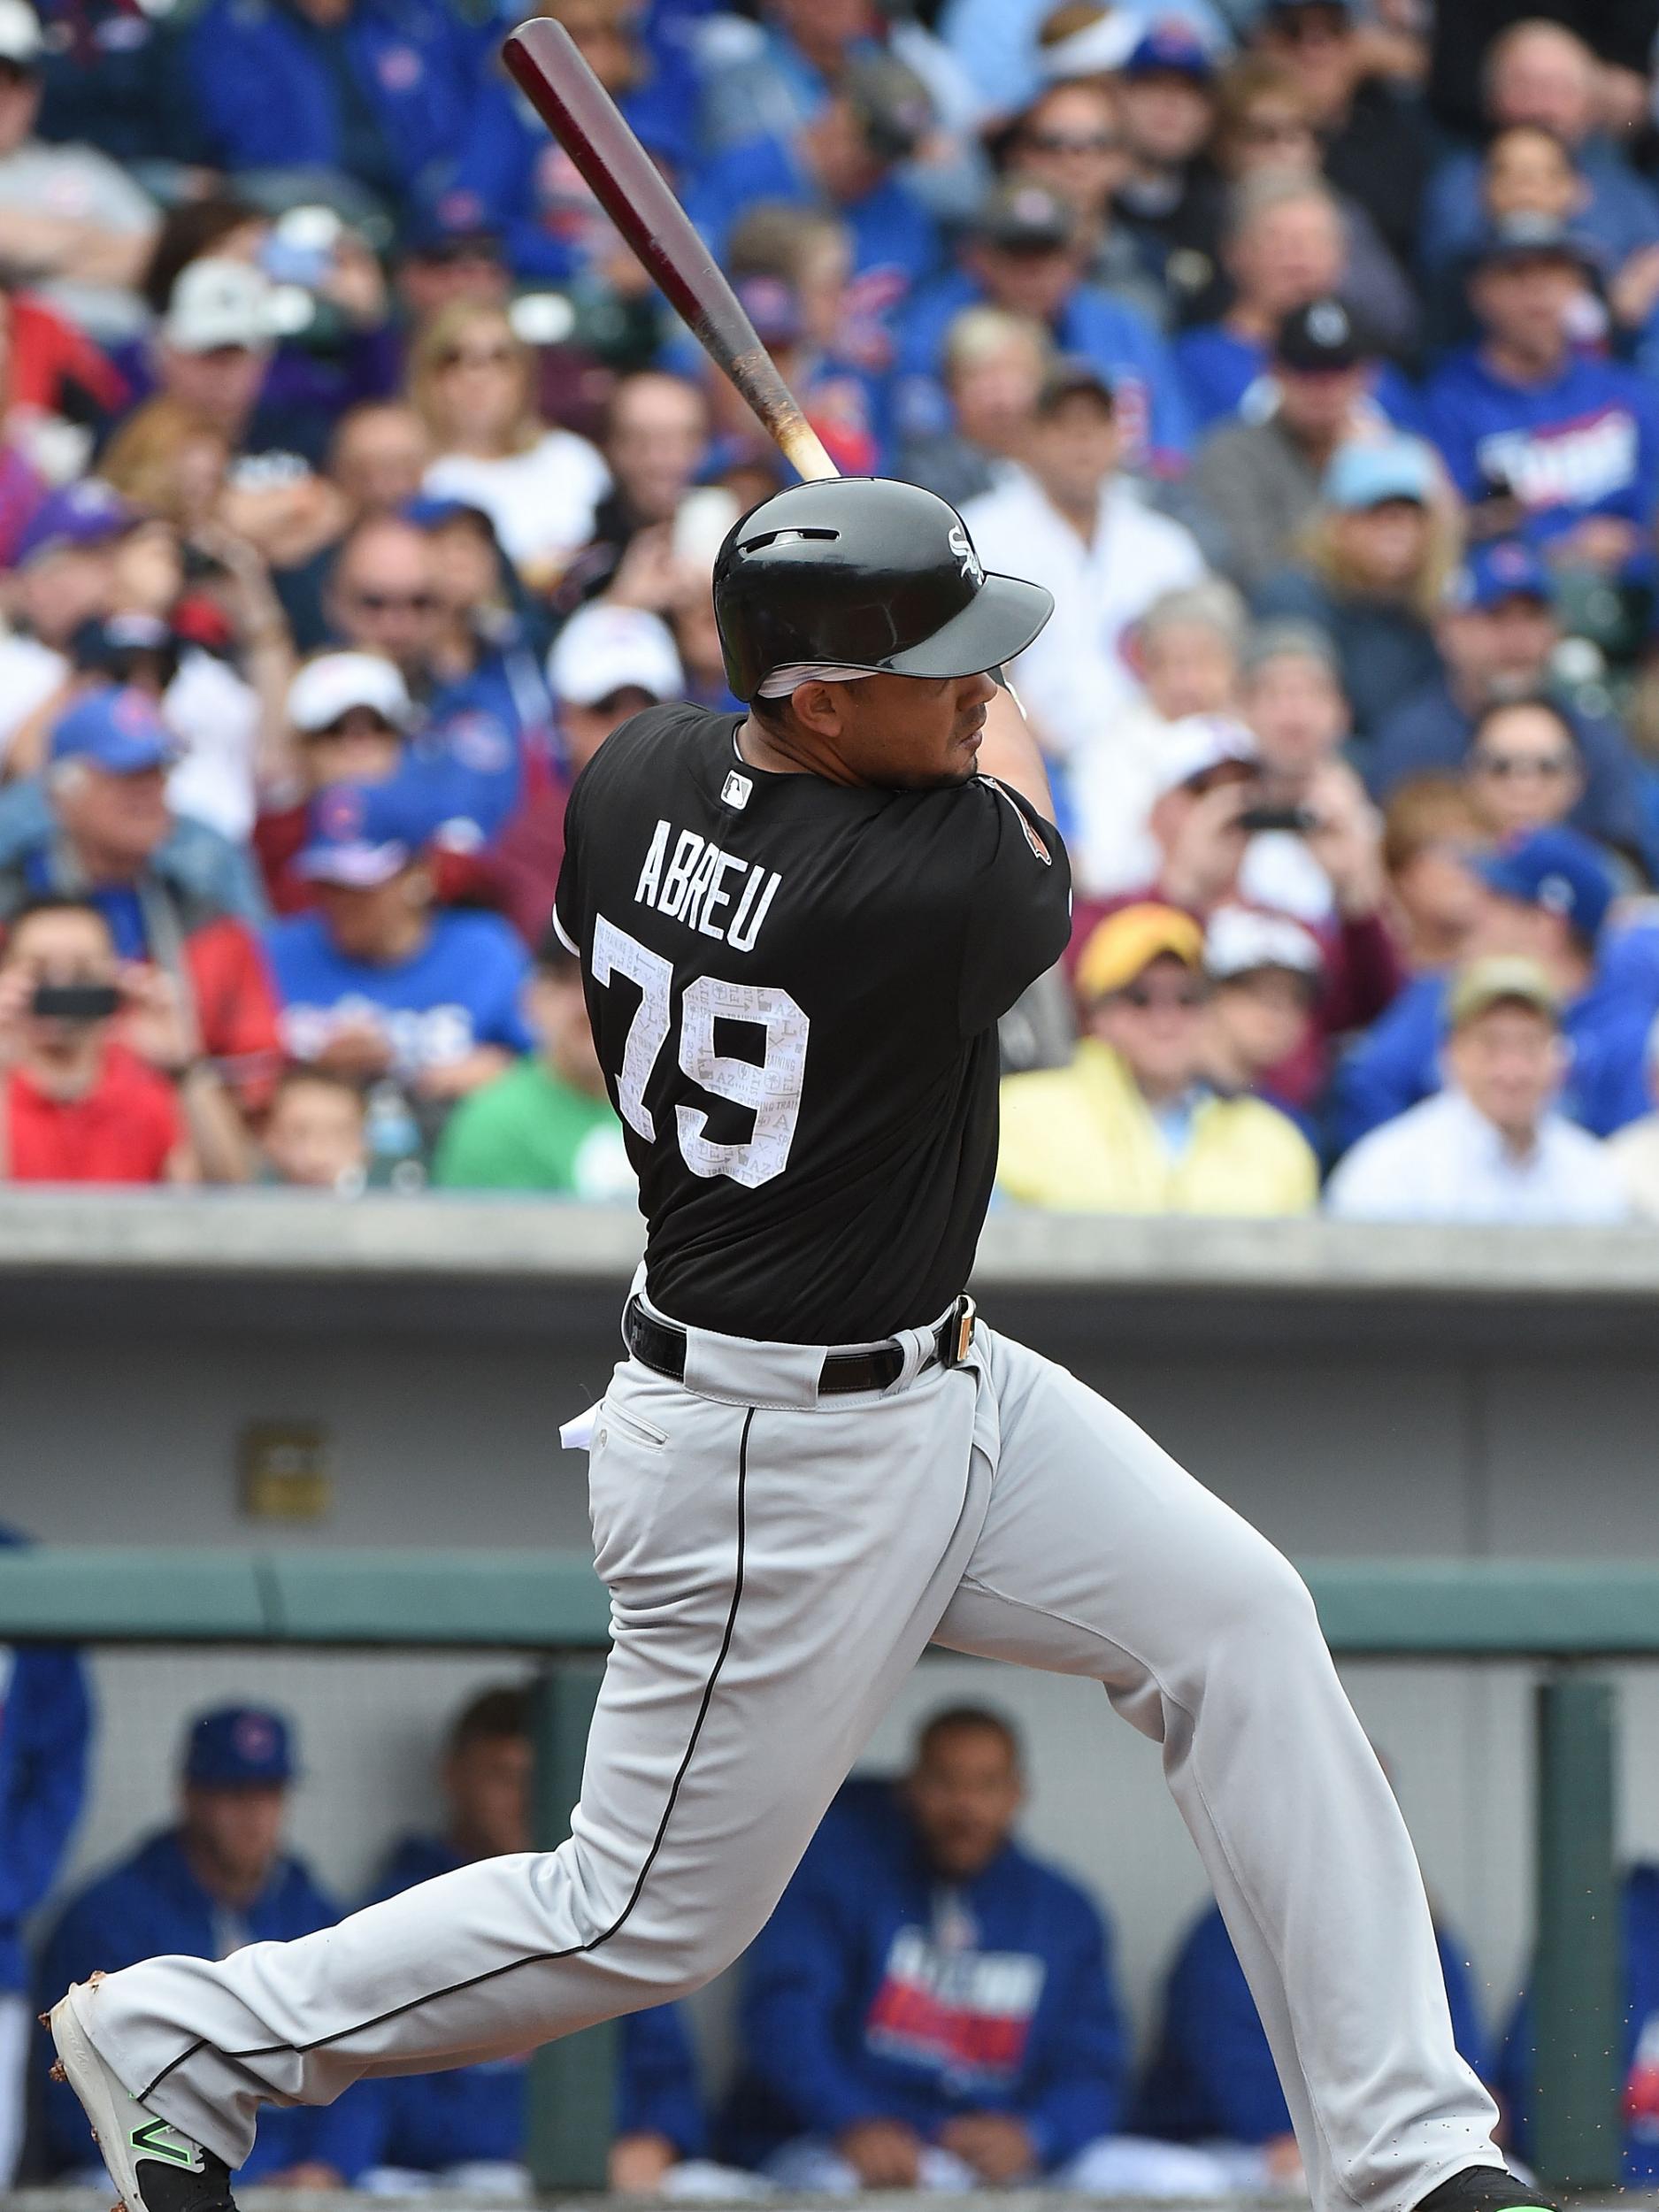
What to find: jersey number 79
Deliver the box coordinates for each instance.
[592,915,810,1190]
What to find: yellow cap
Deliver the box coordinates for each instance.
[1076,902,1205,1003]
[1447,956,1561,1032]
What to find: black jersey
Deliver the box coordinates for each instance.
[554,702,1071,1343]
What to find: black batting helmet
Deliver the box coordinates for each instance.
[712,476,1053,704]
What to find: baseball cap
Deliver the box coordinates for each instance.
[1148,712,1259,801]
[1077,902,1205,1002]
[164,257,276,355]
[844,51,934,163]
[733,274,803,351]
[973,179,1076,255]
[1448,954,1562,1031]
[1474,824,1613,942]
[549,603,685,709]
[1321,435,1438,512]
[1037,5,1141,81]
[1035,355,1115,415]
[183,1705,295,1788]
[1206,903,1323,984]
[403,180,502,260]
[15,479,133,569]
[1448,538,1552,612]
[1122,23,1215,81]
[50,685,173,774]
[0,0,42,69]
[288,652,414,735]
[1465,211,1601,276]
[1273,296,1368,374]
[296,775,444,886]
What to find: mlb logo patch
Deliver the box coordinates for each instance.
[721,771,752,810]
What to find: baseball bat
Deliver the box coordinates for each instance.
[501,17,840,487]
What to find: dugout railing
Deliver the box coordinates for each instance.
[0,1548,1640,2193]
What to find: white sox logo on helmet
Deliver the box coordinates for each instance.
[948,524,984,588]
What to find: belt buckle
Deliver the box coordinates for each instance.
[949,1294,976,1367]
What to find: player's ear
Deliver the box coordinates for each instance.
[790,681,841,739]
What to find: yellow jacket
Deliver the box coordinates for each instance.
[997,1040,1318,1215]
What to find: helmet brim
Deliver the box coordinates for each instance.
[880,570,1054,681]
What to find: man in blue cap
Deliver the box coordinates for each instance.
[0,687,280,1118]
[1366,538,1647,865]
[1333,823,1659,1150]
[0,481,134,761]
[32,1706,363,2187]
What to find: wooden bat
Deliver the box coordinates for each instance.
[501,17,840,486]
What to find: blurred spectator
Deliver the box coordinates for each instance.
[999,903,1317,1212]
[0,1521,88,2189]
[1366,538,1647,864]
[554,370,710,612]
[900,305,1048,510]
[259,1062,368,1192]
[0,686,280,1112]
[1201,904,1325,1133]
[264,779,531,1171]
[1234,621,1376,925]
[1500,1863,1659,2185]
[1069,578,1248,897]
[1199,58,1418,360]
[940,0,1230,119]
[434,924,630,1195]
[1430,4,1656,142]
[725,1705,1227,2193]
[0,0,157,346]
[180,0,479,203]
[1138,1893,1489,2191]
[996,76,1166,329]
[1422,19,1659,275]
[1190,298,1387,595]
[901,178,1191,476]
[1110,24,1224,330]
[412,302,610,588]
[1422,215,1659,584]
[392,192,511,333]
[255,649,415,914]
[1253,434,1455,742]
[0,479,133,758]
[1379,776,1490,976]
[34,1704,362,2186]
[1250,0,1435,274]
[962,360,1206,770]
[268,400,432,649]
[1173,175,1349,434]
[686,50,941,349]
[1333,825,1657,1147]
[1325,955,1629,1221]
[0,894,248,1181]
[1463,695,1590,849]
[31,0,174,165]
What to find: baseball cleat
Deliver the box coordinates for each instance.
[1415,2166,1558,2212]
[48,1981,237,2212]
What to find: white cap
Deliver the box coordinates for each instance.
[0,0,41,66]
[1205,903,1323,982]
[549,603,684,708]
[288,652,412,734]
[1148,713,1259,802]
[1038,6,1140,80]
[164,257,275,355]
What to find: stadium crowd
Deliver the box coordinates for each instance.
[2,0,1659,1220]
[11,1647,1659,2198]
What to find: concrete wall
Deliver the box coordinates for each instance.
[8,1194,1659,2078]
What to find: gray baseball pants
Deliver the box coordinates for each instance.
[85,1312,1502,2212]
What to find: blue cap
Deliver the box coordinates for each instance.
[1122,24,1214,80]
[1475,824,1612,942]
[1466,211,1602,275]
[1448,538,1552,612]
[402,493,494,535]
[15,479,133,569]
[1322,436,1437,511]
[183,1705,295,1787]
[297,773,448,886]
[403,180,500,258]
[49,685,173,774]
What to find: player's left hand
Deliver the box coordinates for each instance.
[939,2112,1037,2183]
[608,2131,679,2193]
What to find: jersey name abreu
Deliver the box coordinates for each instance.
[554,701,1071,1342]
[634,816,782,952]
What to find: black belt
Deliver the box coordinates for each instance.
[624,1294,977,1396]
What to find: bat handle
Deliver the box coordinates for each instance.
[777,417,841,483]
[730,342,841,481]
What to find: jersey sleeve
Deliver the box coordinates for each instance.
[956,776,1072,1037]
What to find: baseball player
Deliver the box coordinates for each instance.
[52,478,1548,2212]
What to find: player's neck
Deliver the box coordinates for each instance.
[736,714,864,787]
